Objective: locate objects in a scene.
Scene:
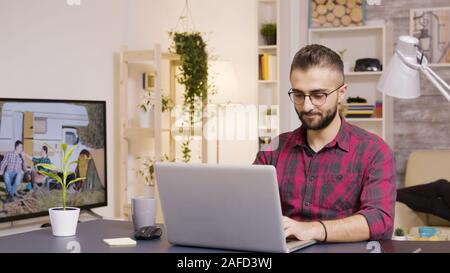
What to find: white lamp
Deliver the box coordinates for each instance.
[208,61,239,163]
[377,36,450,102]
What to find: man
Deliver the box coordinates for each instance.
[0,140,27,201]
[23,145,52,195]
[253,44,396,242]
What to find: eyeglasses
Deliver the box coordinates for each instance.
[288,83,345,106]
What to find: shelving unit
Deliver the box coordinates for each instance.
[118,45,163,219]
[308,24,394,147]
[118,46,208,221]
[257,0,280,150]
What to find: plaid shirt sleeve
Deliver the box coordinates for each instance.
[0,152,10,173]
[357,144,396,240]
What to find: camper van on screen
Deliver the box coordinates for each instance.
[0,103,90,170]
[0,100,106,221]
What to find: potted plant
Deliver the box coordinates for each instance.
[170,31,209,163]
[138,90,155,128]
[392,227,407,241]
[36,143,86,237]
[260,23,277,45]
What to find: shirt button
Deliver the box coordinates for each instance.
[304,202,311,206]
[308,176,315,181]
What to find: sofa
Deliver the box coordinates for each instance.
[394,150,450,239]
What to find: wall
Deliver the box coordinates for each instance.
[366,0,450,187]
[0,0,127,219]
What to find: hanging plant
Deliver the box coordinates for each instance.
[169,31,208,162]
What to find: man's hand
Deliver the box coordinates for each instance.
[282,216,325,241]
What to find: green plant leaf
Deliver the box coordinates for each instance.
[61,143,67,154]
[64,146,76,167]
[67,177,86,187]
[35,163,59,171]
[38,170,62,184]
[68,160,79,166]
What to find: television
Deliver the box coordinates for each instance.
[0,98,107,222]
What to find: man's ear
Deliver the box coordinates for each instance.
[338,84,347,104]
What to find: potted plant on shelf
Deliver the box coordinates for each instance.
[392,228,407,241]
[138,90,155,128]
[260,23,277,45]
[36,143,86,237]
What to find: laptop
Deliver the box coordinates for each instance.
[154,162,316,253]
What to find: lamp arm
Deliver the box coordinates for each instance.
[396,49,450,102]
[420,66,450,102]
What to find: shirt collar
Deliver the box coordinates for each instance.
[294,115,350,153]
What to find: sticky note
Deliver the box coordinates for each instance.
[103,237,137,246]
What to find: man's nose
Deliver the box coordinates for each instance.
[302,96,315,112]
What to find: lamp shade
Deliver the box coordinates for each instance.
[208,61,239,104]
[377,36,421,99]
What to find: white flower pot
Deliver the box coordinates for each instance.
[392,235,407,241]
[48,207,80,237]
[139,107,154,128]
[131,196,156,231]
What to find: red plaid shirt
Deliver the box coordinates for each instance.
[253,118,396,240]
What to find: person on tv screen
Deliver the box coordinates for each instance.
[0,140,27,202]
[22,145,52,197]
[70,149,103,193]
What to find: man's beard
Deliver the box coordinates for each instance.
[296,105,338,130]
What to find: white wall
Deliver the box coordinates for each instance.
[0,0,127,219]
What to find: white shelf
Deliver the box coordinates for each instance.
[346,118,383,122]
[308,22,394,147]
[258,80,278,84]
[428,63,450,68]
[258,45,277,50]
[257,0,280,150]
[345,71,383,76]
[309,25,384,33]
[123,127,154,140]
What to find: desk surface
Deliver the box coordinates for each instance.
[0,219,448,253]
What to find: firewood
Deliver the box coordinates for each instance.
[326,12,335,22]
[351,7,363,22]
[318,15,327,25]
[333,18,341,27]
[317,4,328,15]
[333,5,346,18]
[341,15,352,26]
[347,0,356,9]
[326,0,335,11]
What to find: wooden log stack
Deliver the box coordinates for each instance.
[311,0,364,28]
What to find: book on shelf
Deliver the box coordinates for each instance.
[344,102,375,118]
[259,53,277,81]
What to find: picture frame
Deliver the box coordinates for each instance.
[309,0,366,28]
[410,6,450,66]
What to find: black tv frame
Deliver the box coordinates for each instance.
[0,98,108,223]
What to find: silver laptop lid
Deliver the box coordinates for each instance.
[154,162,288,252]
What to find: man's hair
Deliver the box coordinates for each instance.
[14,140,23,149]
[42,145,48,154]
[290,44,344,82]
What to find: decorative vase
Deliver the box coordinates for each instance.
[131,196,156,231]
[264,35,276,45]
[139,107,154,128]
[48,207,80,237]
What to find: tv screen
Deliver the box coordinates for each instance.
[0,98,107,222]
